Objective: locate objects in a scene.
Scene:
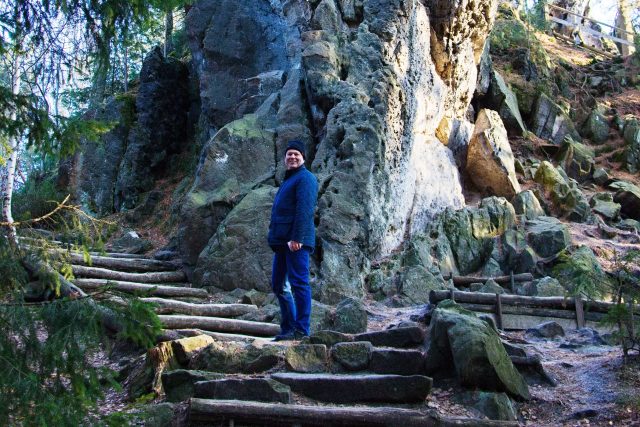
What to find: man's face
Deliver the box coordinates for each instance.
[285,149,304,170]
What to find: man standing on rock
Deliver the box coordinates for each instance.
[268,140,318,341]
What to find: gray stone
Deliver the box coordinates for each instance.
[527,321,565,338]
[610,181,640,220]
[476,41,493,97]
[581,109,610,144]
[526,216,571,258]
[354,326,425,348]
[442,208,494,275]
[108,230,152,254]
[271,373,432,403]
[189,342,284,374]
[309,330,353,347]
[479,279,506,294]
[481,258,505,277]
[426,301,530,400]
[466,109,521,198]
[139,402,176,427]
[487,71,527,136]
[593,168,610,186]
[331,342,372,371]
[460,391,518,421]
[369,349,426,375]
[590,193,621,221]
[623,117,640,173]
[285,345,328,373]
[330,298,368,334]
[556,137,595,183]
[161,370,224,402]
[399,266,446,304]
[193,187,276,292]
[619,219,640,232]
[530,276,565,297]
[529,93,581,145]
[512,190,545,220]
[194,378,291,403]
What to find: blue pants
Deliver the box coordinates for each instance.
[271,246,311,336]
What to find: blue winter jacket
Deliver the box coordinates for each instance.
[268,166,318,251]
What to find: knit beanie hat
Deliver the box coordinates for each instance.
[285,140,305,158]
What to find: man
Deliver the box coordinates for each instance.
[268,140,318,341]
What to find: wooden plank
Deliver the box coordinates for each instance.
[575,295,586,329]
[496,293,503,330]
[456,303,606,322]
[452,273,533,287]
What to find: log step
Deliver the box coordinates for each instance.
[188,399,518,427]
[142,297,257,317]
[73,278,208,298]
[270,373,432,403]
[68,252,179,272]
[71,265,186,283]
[159,315,280,337]
[163,329,271,344]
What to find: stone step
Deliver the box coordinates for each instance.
[159,315,279,337]
[68,252,179,272]
[74,278,207,298]
[194,378,291,403]
[188,399,518,427]
[71,265,186,282]
[369,348,427,375]
[270,373,432,403]
[353,326,426,348]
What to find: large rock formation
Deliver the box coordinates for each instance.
[179,0,499,302]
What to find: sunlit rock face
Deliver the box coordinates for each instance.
[183,0,498,302]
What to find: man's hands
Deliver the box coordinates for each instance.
[288,240,302,251]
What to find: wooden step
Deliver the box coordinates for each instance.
[71,265,186,283]
[188,399,518,426]
[142,297,257,317]
[73,278,208,298]
[270,373,432,403]
[159,315,280,337]
[68,252,179,272]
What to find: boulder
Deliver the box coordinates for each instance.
[556,137,595,183]
[329,298,368,334]
[529,93,581,145]
[398,266,446,304]
[162,370,224,402]
[442,208,494,275]
[459,391,518,421]
[486,71,526,136]
[623,117,640,173]
[285,344,329,373]
[609,181,640,220]
[525,216,571,258]
[330,341,372,371]
[527,321,565,338]
[534,162,591,222]
[193,187,276,292]
[553,246,609,298]
[512,190,545,220]
[476,41,492,97]
[179,109,277,265]
[593,168,610,186]
[529,276,565,297]
[194,378,291,403]
[590,193,621,221]
[425,301,530,400]
[466,109,521,198]
[581,109,609,144]
[478,279,506,294]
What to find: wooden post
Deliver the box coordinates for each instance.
[510,271,515,291]
[575,295,585,329]
[449,288,456,302]
[495,293,503,330]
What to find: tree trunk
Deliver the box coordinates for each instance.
[616,0,637,56]
[451,273,533,287]
[2,40,22,248]
[71,265,187,283]
[74,278,208,298]
[158,315,280,336]
[124,43,129,92]
[140,298,257,317]
[164,9,174,57]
